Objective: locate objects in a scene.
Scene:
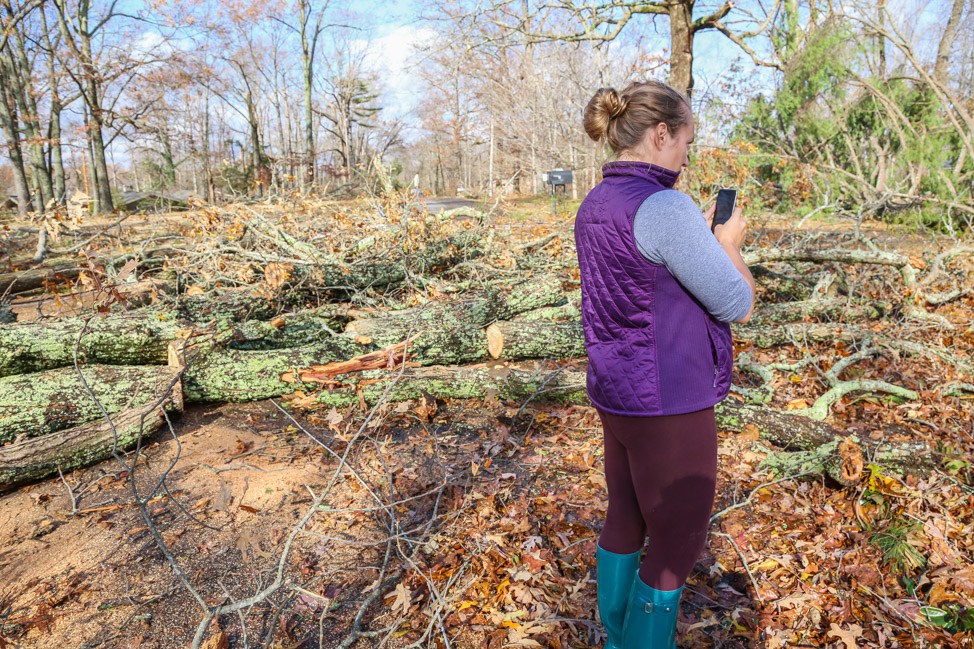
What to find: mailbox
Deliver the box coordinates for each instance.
[546,169,573,186]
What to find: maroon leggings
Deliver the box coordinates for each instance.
[596,406,718,591]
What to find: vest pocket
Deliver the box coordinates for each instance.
[705,318,733,390]
[706,320,720,388]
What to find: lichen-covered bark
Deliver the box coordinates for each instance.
[314,365,590,408]
[0,370,182,493]
[227,311,350,350]
[715,401,841,449]
[749,299,888,326]
[717,401,937,484]
[182,337,360,402]
[346,276,566,365]
[176,289,307,323]
[0,312,182,377]
[0,365,177,443]
[494,321,585,359]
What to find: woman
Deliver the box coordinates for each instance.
[574,80,756,648]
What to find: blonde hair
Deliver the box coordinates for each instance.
[583,80,692,154]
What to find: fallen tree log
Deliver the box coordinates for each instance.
[0,277,563,378]
[344,275,567,363]
[181,337,361,402]
[0,365,178,443]
[712,401,937,486]
[748,299,889,326]
[0,368,183,493]
[7,279,173,323]
[0,261,81,294]
[0,312,183,377]
[0,248,177,296]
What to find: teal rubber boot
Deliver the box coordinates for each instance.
[620,574,684,648]
[596,544,641,649]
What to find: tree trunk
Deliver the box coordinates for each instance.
[933,0,967,87]
[0,367,183,493]
[0,73,32,216]
[82,53,114,213]
[668,1,695,97]
[0,365,179,443]
[301,6,316,191]
[40,7,66,204]
[6,30,54,209]
[48,100,66,203]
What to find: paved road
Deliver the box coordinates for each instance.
[424,197,480,212]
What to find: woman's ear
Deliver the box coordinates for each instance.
[656,122,669,148]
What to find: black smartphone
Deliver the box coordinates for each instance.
[711,189,737,232]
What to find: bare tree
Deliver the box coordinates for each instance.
[442,0,785,98]
[319,38,381,177]
[273,0,330,192]
[0,0,41,216]
[52,0,117,213]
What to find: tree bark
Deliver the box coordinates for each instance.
[40,6,66,204]
[668,1,695,97]
[0,312,181,377]
[0,261,81,294]
[0,69,32,216]
[5,24,54,209]
[933,0,967,87]
[0,365,178,443]
[0,368,182,493]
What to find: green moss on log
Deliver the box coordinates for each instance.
[182,337,360,402]
[0,312,182,377]
[0,365,177,443]
[0,370,182,493]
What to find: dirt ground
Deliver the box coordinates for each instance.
[2,202,973,648]
[0,383,781,649]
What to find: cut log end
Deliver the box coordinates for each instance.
[486,323,504,359]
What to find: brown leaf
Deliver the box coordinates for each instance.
[739,423,761,441]
[116,258,138,283]
[200,629,229,649]
[386,582,412,616]
[325,407,344,433]
[837,437,864,483]
[264,262,294,289]
[827,622,863,649]
[414,392,437,422]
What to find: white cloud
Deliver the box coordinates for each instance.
[354,25,436,118]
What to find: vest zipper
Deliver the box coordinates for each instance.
[707,322,720,387]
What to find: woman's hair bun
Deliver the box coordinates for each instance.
[582,79,691,154]
[583,87,628,142]
[606,92,630,118]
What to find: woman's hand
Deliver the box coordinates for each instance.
[714,205,746,249]
[704,203,716,230]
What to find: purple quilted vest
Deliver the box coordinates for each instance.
[573,161,734,416]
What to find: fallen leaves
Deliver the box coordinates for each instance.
[386,582,413,616]
[827,621,864,649]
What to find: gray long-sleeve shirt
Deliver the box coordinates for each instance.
[632,189,752,323]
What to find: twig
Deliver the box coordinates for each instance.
[713,531,765,604]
